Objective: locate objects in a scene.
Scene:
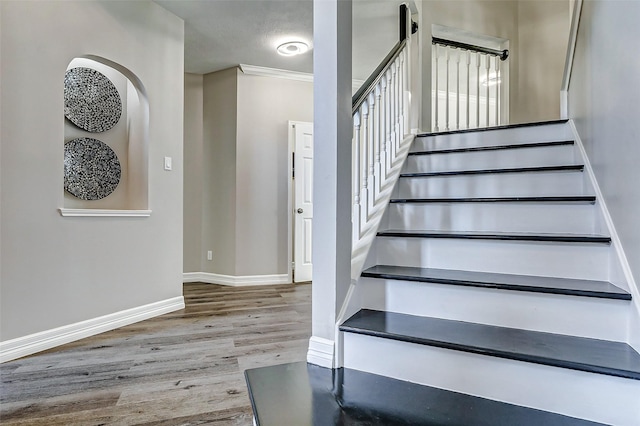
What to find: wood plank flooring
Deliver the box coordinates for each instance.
[0,282,311,425]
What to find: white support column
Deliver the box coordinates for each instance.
[308,0,352,369]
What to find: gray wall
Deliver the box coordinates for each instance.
[183,69,314,278]
[512,0,570,123]
[568,0,640,348]
[0,1,184,341]
[202,68,238,276]
[235,73,313,276]
[184,73,204,273]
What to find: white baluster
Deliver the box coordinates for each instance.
[476,52,481,128]
[455,48,460,130]
[374,84,382,197]
[380,75,389,180]
[352,111,361,241]
[485,55,491,127]
[390,64,398,160]
[466,50,470,129]
[367,92,376,212]
[399,50,406,138]
[361,100,369,222]
[445,48,450,131]
[385,69,393,168]
[495,57,500,126]
[402,46,409,135]
[394,58,401,151]
[434,44,439,132]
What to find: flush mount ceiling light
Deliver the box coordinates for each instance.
[277,41,309,57]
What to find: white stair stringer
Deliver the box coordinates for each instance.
[387,202,599,234]
[375,237,611,281]
[405,143,577,173]
[342,332,640,426]
[359,276,629,342]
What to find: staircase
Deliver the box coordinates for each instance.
[339,120,640,425]
[246,120,640,425]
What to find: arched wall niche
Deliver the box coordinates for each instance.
[61,55,150,216]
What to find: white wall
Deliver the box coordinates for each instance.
[0,1,184,342]
[184,73,204,273]
[568,0,640,349]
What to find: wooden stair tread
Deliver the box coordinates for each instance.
[362,265,631,300]
[409,140,574,156]
[340,310,640,380]
[376,229,611,244]
[390,195,596,204]
[245,361,604,426]
[400,164,584,178]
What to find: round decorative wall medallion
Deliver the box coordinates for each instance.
[64,138,121,200]
[64,67,122,133]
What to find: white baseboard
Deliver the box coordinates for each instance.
[307,336,334,368]
[183,272,290,286]
[0,296,185,363]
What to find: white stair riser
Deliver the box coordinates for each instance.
[405,145,576,174]
[415,123,572,151]
[360,277,629,341]
[375,238,611,280]
[343,333,640,426]
[387,203,598,234]
[396,172,585,198]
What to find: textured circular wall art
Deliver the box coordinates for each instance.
[64,67,122,133]
[64,138,121,200]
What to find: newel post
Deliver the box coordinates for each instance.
[307,0,352,369]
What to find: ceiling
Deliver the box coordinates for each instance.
[154,0,401,80]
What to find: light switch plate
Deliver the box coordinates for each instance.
[164,156,172,171]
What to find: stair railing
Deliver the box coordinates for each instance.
[432,37,509,132]
[350,4,417,278]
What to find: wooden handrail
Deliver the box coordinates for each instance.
[352,39,406,115]
[433,37,509,61]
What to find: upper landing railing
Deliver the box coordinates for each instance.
[432,37,509,132]
[350,4,417,273]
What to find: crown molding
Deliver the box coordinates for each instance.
[239,64,365,90]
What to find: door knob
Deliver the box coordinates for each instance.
[297,208,304,214]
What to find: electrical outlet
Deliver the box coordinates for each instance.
[207,250,213,261]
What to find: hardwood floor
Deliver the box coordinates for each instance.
[0,282,311,425]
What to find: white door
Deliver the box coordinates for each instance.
[293,122,313,282]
